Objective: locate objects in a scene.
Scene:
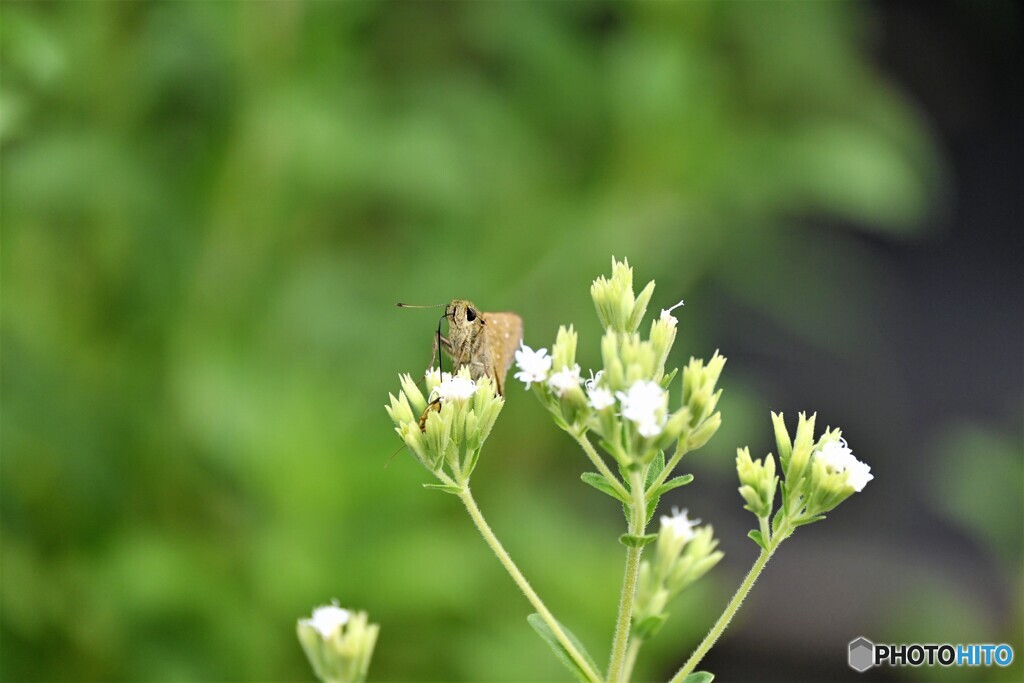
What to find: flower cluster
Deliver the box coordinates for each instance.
[739,412,873,549]
[631,509,724,641]
[513,258,724,468]
[297,602,379,683]
[386,367,504,484]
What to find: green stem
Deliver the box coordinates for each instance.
[458,487,603,683]
[572,431,632,502]
[607,470,647,683]
[620,638,643,683]
[669,535,786,683]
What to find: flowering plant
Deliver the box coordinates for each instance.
[299,258,872,683]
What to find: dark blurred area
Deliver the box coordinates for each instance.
[1,2,1020,682]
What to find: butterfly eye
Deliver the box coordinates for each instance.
[466,308,477,322]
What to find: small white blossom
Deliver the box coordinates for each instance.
[547,364,582,397]
[514,344,552,389]
[302,602,351,638]
[816,438,873,492]
[583,370,615,409]
[588,386,615,410]
[660,299,685,324]
[432,374,477,402]
[660,507,700,544]
[617,380,668,437]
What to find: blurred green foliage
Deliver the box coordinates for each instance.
[4,2,1017,682]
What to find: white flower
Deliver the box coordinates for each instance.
[660,507,700,544]
[660,299,685,324]
[514,344,552,389]
[616,380,668,437]
[815,438,873,492]
[432,374,477,402]
[547,364,582,397]
[583,370,615,409]
[302,602,351,638]
[587,386,615,410]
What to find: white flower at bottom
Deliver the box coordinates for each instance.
[617,380,668,437]
[547,364,582,397]
[514,344,552,389]
[302,602,351,638]
[660,507,700,544]
[432,374,477,402]
[815,438,873,492]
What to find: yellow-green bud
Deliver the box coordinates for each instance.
[736,447,778,519]
[551,325,578,372]
[297,604,379,683]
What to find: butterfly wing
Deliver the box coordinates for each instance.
[482,311,523,395]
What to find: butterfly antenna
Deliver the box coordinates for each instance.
[396,302,446,308]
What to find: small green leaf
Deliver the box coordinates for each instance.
[632,613,667,640]
[792,514,826,528]
[650,474,694,498]
[580,472,629,503]
[660,367,679,389]
[527,613,600,683]
[422,483,463,495]
[619,533,658,548]
[747,530,766,550]
[645,451,666,490]
[682,673,714,683]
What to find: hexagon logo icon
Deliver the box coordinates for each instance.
[848,637,875,672]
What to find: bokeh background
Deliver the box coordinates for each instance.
[2,2,1021,682]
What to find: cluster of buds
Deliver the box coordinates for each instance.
[631,509,724,640]
[386,368,504,486]
[297,603,379,683]
[513,258,724,467]
[739,412,874,549]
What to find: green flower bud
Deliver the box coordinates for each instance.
[649,314,678,379]
[551,325,578,373]
[736,447,778,519]
[297,604,379,683]
[686,411,721,451]
[787,412,817,490]
[771,411,793,471]
[601,331,627,391]
[590,257,655,334]
[399,373,427,416]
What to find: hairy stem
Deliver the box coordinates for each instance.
[607,469,647,682]
[669,537,784,683]
[620,638,643,683]
[458,487,603,683]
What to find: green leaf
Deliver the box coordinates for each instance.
[747,530,766,550]
[619,533,658,548]
[682,673,714,683]
[792,514,826,528]
[632,613,667,640]
[660,367,679,389]
[580,472,629,503]
[650,474,694,499]
[645,450,666,490]
[422,483,463,495]
[526,613,600,683]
